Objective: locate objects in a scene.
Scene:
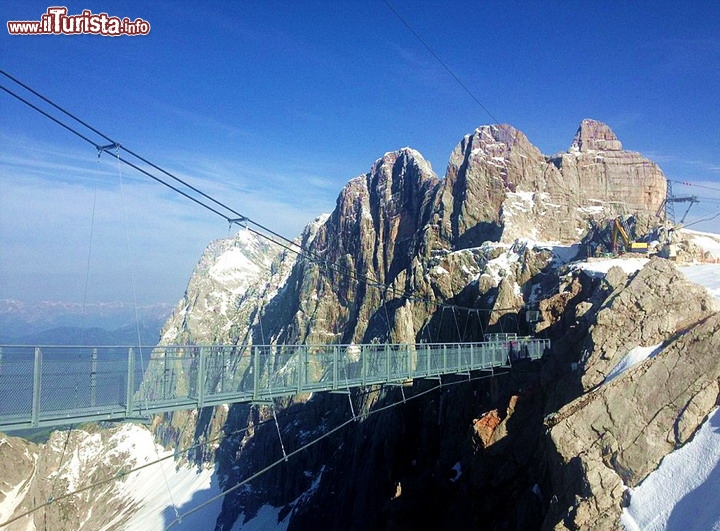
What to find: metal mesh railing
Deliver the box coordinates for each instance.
[0,338,550,431]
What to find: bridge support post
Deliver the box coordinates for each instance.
[426,344,430,375]
[362,345,367,386]
[297,346,304,394]
[253,346,259,401]
[470,344,474,371]
[406,344,411,380]
[220,347,227,394]
[333,345,338,390]
[163,349,170,399]
[126,348,135,417]
[443,344,447,374]
[90,348,97,408]
[197,347,205,409]
[385,344,390,381]
[31,347,42,428]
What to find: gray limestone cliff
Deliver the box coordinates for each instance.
[536,256,719,530]
[150,120,680,530]
[545,309,720,530]
[580,257,719,390]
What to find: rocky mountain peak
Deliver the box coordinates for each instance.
[367,148,438,210]
[371,147,433,175]
[159,229,287,344]
[570,118,623,152]
[454,123,541,162]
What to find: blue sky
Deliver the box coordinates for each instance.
[1,1,719,307]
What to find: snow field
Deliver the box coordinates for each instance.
[621,408,720,531]
[683,229,720,259]
[102,424,224,530]
[678,264,720,300]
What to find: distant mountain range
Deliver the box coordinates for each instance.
[0,299,173,344]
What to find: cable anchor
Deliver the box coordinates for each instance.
[97,142,121,157]
[228,216,248,231]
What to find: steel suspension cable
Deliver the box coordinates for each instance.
[164,369,507,530]
[1,73,539,316]
[0,353,514,529]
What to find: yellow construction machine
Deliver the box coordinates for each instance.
[612,218,649,254]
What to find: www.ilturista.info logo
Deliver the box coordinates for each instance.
[7,7,150,36]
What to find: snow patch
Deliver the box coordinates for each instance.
[549,244,580,264]
[604,343,663,384]
[682,229,720,258]
[209,248,262,286]
[232,504,289,531]
[577,205,605,214]
[104,425,224,531]
[234,467,328,530]
[517,240,579,264]
[432,265,449,276]
[505,190,536,213]
[678,264,720,300]
[571,257,650,277]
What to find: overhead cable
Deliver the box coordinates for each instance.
[671,179,720,193]
[0,71,531,315]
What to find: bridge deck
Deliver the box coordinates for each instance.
[0,337,550,432]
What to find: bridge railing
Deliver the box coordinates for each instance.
[0,345,144,430]
[0,338,550,431]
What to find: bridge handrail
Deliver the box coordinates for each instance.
[0,337,547,349]
[0,338,551,431]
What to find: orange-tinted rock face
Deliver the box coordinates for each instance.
[473,409,503,448]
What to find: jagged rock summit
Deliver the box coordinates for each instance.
[570,118,623,151]
[153,118,670,395]
[435,119,666,245]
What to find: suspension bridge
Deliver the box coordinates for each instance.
[0,73,555,437]
[0,335,549,432]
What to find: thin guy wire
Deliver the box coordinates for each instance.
[164,370,505,529]
[1,364,512,529]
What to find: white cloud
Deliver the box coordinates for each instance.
[0,132,342,305]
